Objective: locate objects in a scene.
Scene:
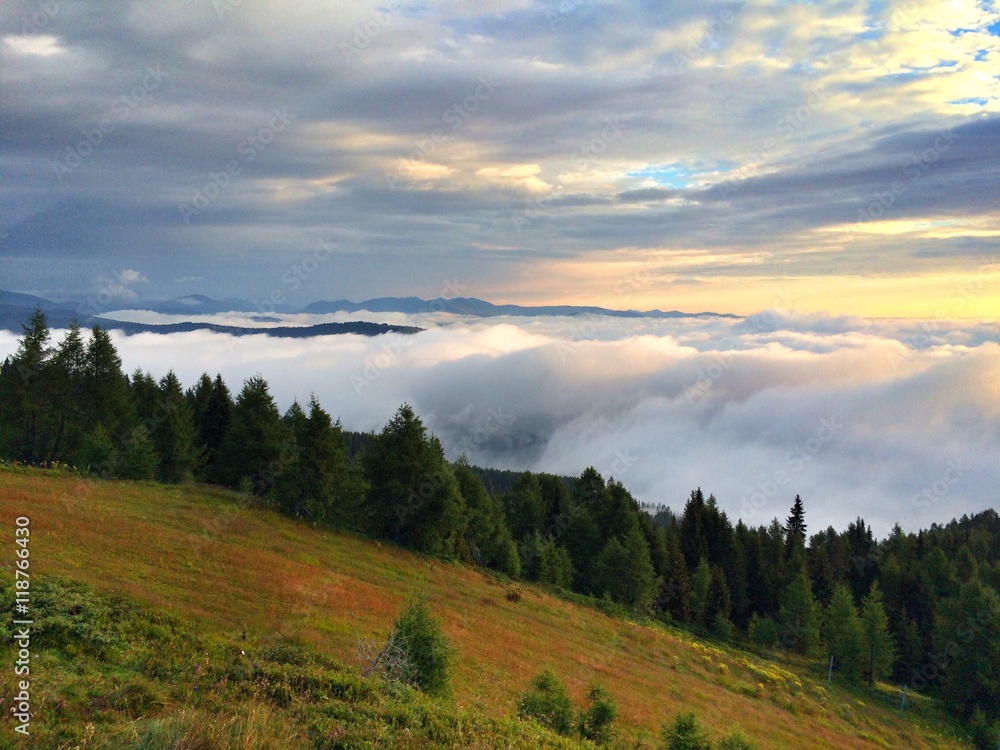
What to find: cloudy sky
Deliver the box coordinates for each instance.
[2,0,999,316]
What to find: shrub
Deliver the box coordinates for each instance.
[718,727,759,749]
[662,711,712,750]
[518,669,574,736]
[579,683,617,745]
[748,613,779,649]
[391,599,454,696]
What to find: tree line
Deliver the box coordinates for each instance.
[1,310,998,745]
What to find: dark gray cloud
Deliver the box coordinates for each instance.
[1,0,998,310]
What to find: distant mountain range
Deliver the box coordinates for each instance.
[0,290,738,335]
[302,296,738,319]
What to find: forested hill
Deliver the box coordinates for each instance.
[86,319,423,337]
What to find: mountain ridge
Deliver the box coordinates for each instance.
[0,289,740,332]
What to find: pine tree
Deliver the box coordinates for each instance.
[454,459,519,576]
[934,579,1000,720]
[276,395,366,525]
[705,564,732,633]
[117,425,159,480]
[859,582,895,686]
[48,320,88,464]
[152,371,199,482]
[216,375,289,494]
[689,558,711,624]
[784,495,807,555]
[656,528,692,622]
[3,308,56,462]
[824,584,863,680]
[593,528,657,610]
[84,326,133,438]
[361,404,465,555]
[778,566,821,654]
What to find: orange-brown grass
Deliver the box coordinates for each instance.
[0,471,970,749]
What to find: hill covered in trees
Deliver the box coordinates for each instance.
[2,309,999,747]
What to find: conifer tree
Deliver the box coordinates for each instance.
[689,558,711,624]
[152,371,199,482]
[859,582,895,686]
[593,528,657,610]
[3,308,55,462]
[84,326,133,437]
[705,564,733,633]
[48,320,88,464]
[454,459,519,576]
[824,583,862,680]
[784,494,807,555]
[216,375,288,494]
[361,404,465,555]
[656,528,692,622]
[200,373,233,481]
[504,472,545,541]
[276,395,366,525]
[778,566,821,654]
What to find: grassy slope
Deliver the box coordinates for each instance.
[0,470,971,749]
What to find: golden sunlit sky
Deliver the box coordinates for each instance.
[1,0,999,318]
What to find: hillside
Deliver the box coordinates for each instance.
[0,468,973,749]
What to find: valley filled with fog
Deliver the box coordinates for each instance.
[4,309,996,536]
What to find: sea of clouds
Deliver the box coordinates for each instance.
[2,309,997,537]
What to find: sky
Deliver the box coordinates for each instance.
[2,0,1000,316]
[2,311,997,536]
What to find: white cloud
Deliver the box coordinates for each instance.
[4,310,995,538]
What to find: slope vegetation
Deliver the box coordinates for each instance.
[0,469,970,749]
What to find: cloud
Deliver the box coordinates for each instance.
[1,0,998,312]
[4,310,995,537]
[118,269,148,285]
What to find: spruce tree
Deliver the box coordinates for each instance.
[276,395,366,524]
[48,320,88,464]
[117,425,159,480]
[934,579,1000,719]
[656,528,692,622]
[152,371,199,482]
[454,459,519,576]
[4,308,55,462]
[200,374,233,481]
[689,558,711,624]
[557,503,601,593]
[705,564,733,633]
[84,326,133,438]
[593,528,657,610]
[824,583,863,680]
[216,375,288,494]
[361,404,465,555]
[784,495,807,555]
[859,582,895,687]
[504,472,545,541]
[778,566,821,654]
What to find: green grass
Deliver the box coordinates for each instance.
[0,468,976,749]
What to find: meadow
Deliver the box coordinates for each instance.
[0,468,973,748]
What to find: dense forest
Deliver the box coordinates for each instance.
[2,310,998,744]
